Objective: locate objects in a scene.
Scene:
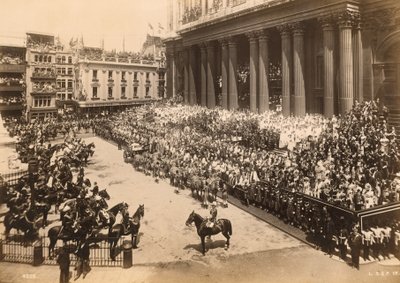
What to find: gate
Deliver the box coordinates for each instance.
[0,234,127,267]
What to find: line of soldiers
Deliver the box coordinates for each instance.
[229,183,400,263]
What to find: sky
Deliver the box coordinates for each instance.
[0,0,168,52]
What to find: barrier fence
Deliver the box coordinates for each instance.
[0,234,129,268]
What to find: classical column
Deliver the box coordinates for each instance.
[278,24,292,116]
[247,32,259,113]
[220,38,229,109]
[206,41,216,108]
[200,43,207,107]
[353,18,363,103]
[183,48,189,104]
[174,50,182,96]
[291,22,306,117]
[258,30,269,113]
[188,46,197,105]
[319,16,335,118]
[338,11,355,115]
[166,48,174,99]
[228,37,238,110]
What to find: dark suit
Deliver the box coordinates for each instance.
[349,231,362,269]
[57,249,70,283]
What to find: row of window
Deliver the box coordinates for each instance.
[57,67,73,75]
[34,55,53,63]
[33,96,52,108]
[57,93,73,100]
[56,56,73,64]
[92,70,151,81]
[92,86,151,98]
[56,79,73,89]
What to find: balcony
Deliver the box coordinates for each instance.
[32,72,56,80]
[0,103,24,111]
[92,78,99,82]
[0,64,26,73]
[178,0,285,31]
[0,85,24,92]
[31,87,57,95]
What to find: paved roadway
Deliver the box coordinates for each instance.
[1,136,400,283]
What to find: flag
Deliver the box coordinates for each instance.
[148,23,154,30]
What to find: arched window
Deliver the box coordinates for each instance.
[43,56,47,62]
[68,56,72,63]
[48,56,52,63]
[39,55,43,62]
[62,56,66,63]
[34,55,38,62]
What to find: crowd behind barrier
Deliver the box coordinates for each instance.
[89,99,400,262]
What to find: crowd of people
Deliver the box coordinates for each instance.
[3,96,400,268]
[0,52,24,65]
[0,96,24,104]
[86,99,400,264]
[0,76,24,85]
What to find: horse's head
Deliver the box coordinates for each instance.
[138,204,144,218]
[185,210,196,226]
[99,189,110,200]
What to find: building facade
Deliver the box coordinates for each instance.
[164,0,400,129]
[0,45,26,118]
[25,33,58,120]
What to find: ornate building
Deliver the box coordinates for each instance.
[74,47,162,113]
[164,0,400,129]
[0,45,26,118]
[25,33,58,120]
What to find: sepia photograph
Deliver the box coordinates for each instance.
[0,0,399,282]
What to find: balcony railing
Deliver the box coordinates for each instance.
[32,72,56,79]
[0,64,26,73]
[0,85,24,92]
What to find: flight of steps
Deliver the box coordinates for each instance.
[388,110,400,135]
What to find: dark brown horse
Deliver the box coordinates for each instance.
[185,211,232,255]
[4,206,41,239]
[108,204,144,260]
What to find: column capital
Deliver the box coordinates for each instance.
[336,10,360,29]
[205,40,216,50]
[318,14,336,30]
[245,31,259,42]
[199,42,207,50]
[218,38,229,46]
[256,29,269,41]
[290,22,305,36]
[277,24,291,36]
[227,36,238,46]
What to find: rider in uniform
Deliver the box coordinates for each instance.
[208,202,218,228]
[122,207,130,234]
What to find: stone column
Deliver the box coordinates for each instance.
[353,18,363,103]
[206,41,216,108]
[200,43,207,106]
[188,46,197,105]
[258,30,269,113]
[228,37,238,110]
[319,16,335,118]
[183,48,190,104]
[247,32,259,113]
[292,22,306,117]
[278,24,292,116]
[338,11,355,115]
[220,38,229,109]
[166,47,175,99]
